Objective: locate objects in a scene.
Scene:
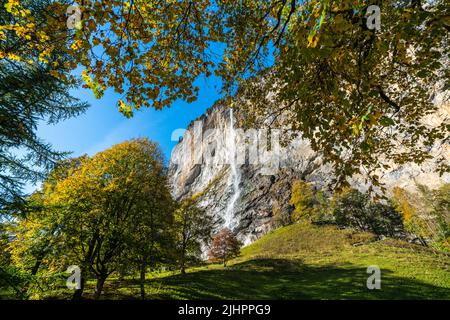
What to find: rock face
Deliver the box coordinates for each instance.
[168,99,449,245]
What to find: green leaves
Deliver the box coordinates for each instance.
[7,139,174,299]
[118,100,133,118]
[81,70,104,99]
[237,0,449,188]
[379,116,395,127]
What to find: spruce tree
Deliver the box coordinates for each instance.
[0,0,88,207]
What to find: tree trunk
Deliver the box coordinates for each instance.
[73,229,99,300]
[71,276,85,300]
[20,250,46,297]
[31,253,45,276]
[180,246,186,274]
[93,274,107,300]
[140,260,147,299]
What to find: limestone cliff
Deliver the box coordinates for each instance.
[168,99,449,245]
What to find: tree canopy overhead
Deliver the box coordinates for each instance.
[236,0,449,190]
[2,0,449,188]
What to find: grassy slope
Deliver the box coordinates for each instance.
[43,222,449,300]
[122,222,450,300]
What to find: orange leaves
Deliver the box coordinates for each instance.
[70,39,83,51]
[67,0,213,114]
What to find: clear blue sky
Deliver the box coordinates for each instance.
[39,76,222,158]
[26,74,223,193]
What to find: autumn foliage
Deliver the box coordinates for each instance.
[208,228,241,267]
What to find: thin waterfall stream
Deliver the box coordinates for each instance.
[224,109,241,229]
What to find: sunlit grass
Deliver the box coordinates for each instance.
[95,222,449,300]
[8,222,447,300]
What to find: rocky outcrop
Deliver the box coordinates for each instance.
[168,99,449,245]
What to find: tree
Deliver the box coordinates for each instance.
[236,0,449,189]
[5,0,447,188]
[123,145,176,299]
[208,228,241,267]
[174,197,214,274]
[332,188,403,237]
[0,0,88,207]
[392,184,450,251]
[0,218,30,299]
[290,180,329,222]
[8,139,174,299]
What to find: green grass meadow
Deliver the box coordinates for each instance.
[77,223,450,300]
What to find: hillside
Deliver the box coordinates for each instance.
[97,223,450,300]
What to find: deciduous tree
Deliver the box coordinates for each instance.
[8,139,174,299]
[3,0,448,192]
[208,228,241,267]
[174,197,214,274]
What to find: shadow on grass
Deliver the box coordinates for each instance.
[145,259,450,300]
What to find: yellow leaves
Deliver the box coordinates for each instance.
[0,32,5,41]
[348,106,380,136]
[38,55,48,63]
[118,100,133,118]
[4,0,20,14]
[307,34,319,48]
[306,0,329,48]
[290,180,318,222]
[5,0,30,17]
[349,115,362,136]
[37,30,49,42]
[4,52,22,61]
[392,187,416,222]
[82,70,105,99]
[1,3,55,65]
[70,39,83,51]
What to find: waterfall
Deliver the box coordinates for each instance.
[224,109,241,229]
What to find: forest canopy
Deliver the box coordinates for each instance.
[1,0,449,191]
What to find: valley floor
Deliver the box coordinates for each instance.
[95,223,450,300]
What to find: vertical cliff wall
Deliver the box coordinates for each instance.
[168,99,449,245]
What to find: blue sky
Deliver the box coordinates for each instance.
[39,76,222,158]
[26,74,223,193]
